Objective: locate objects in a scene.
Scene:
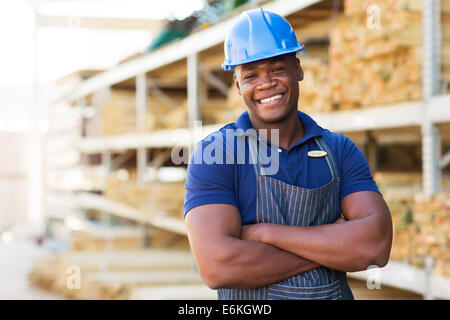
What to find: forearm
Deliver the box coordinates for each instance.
[256,214,390,272]
[186,204,319,290]
[194,235,318,289]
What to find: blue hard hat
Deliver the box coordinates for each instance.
[222,8,305,71]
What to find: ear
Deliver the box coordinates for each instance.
[296,58,304,82]
[235,78,242,95]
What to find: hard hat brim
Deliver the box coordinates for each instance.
[222,45,305,71]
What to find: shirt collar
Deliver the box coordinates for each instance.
[234,110,324,145]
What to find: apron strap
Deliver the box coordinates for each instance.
[314,136,345,221]
[247,135,264,176]
[313,136,340,180]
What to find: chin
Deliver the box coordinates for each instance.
[259,114,286,124]
[254,106,293,124]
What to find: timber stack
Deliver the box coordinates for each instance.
[28,249,215,300]
[100,89,189,135]
[104,169,186,220]
[387,193,450,277]
[329,0,450,109]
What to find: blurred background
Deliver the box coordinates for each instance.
[0,0,449,300]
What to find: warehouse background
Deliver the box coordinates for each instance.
[0,0,449,300]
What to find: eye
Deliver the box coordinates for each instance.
[243,73,256,80]
[272,66,285,72]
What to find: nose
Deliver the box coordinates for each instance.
[256,73,276,90]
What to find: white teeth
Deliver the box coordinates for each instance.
[259,94,282,104]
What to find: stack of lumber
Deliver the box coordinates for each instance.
[68,217,189,251]
[101,89,254,131]
[387,196,416,262]
[369,172,450,277]
[104,170,185,220]
[70,227,144,251]
[373,171,423,197]
[373,171,450,197]
[202,89,246,125]
[100,89,188,136]
[410,193,450,277]
[299,58,332,113]
[27,254,61,292]
[386,193,450,277]
[329,0,450,109]
[28,249,215,300]
[101,90,138,136]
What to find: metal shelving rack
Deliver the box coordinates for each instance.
[48,0,450,299]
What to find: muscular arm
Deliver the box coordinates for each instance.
[241,191,393,272]
[185,203,319,289]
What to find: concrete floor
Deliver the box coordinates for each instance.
[0,239,65,300]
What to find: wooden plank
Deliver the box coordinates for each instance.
[294,14,345,40]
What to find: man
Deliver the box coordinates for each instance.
[183,8,392,300]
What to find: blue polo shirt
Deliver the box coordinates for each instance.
[184,110,380,224]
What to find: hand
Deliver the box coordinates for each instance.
[241,223,269,243]
[334,217,346,224]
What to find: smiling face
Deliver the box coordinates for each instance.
[234,53,303,125]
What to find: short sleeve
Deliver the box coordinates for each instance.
[184,135,238,217]
[339,135,381,201]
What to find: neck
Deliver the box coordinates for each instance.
[249,111,305,150]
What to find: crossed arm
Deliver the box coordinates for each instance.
[185,190,392,289]
[185,203,319,289]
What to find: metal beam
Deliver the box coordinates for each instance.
[187,53,200,129]
[440,150,450,169]
[422,122,441,193]
[37,15,165,30]
[201,69,230,97]
[101,151,112,176]
[422,0,442,195]
[366,131,377,172]
[77,125,220,154]
[136,74,148,186]
[147,78,179,110]
[111,150,134,170]
[311,101,424,132]
[422,0,441,99]
[77,192,187,236]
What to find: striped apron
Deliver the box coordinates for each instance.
[217,135,354,300]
